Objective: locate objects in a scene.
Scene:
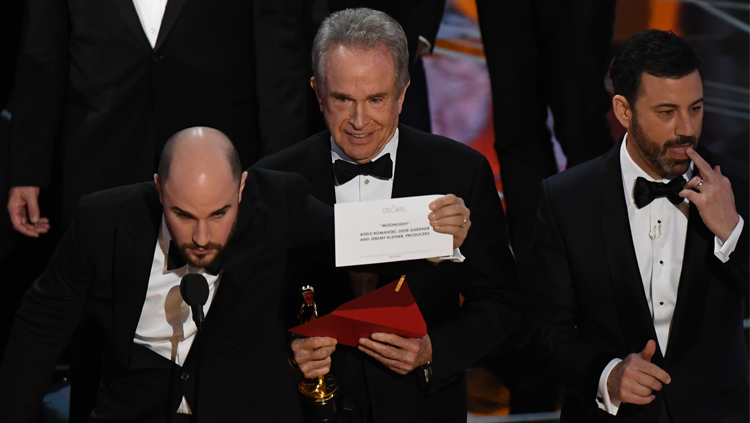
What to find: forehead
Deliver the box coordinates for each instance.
[323,44,396,93]
[163,175,237,213]
[637,70,703,107]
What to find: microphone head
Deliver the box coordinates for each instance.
[180,274,209,306]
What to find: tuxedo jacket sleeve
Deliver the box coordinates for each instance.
[0,189,128,422]
[9,0,69,188]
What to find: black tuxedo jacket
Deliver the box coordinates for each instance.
[255,125,523,423]
[527,142,749,422]
[0,169,333,423]
[10,0,310,223]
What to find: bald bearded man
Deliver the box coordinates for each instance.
[0,127,333,423]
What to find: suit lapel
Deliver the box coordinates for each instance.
[299,132,337,206]
[391,125,433,199]
[599,142,663,362]
[112,185,163,367]
[154,0,188,51]
[663,205,712,365]
[112,0,153,50]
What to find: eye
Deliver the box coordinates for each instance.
[690,105,702,113]
[370,97,383,104]
[212,211,227,218]
[659,110,673,117]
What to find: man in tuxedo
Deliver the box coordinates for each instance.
[0,127,334,422]
[256,9,522,422]
[7,0,310,238]
[527,30,748,423]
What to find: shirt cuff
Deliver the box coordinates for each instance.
[436,248,465,263]
[596,358,622,415]
[714,216,744,263]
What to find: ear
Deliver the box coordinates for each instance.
[612,94,632,130]
[311,77,324,112]
[397,80,410,115]
[238,171,248,203]
[154,174,164,205]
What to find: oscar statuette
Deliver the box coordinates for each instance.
[297,286,340,422]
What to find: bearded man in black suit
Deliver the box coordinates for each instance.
[0,127,333,422]
[256,8,522,423]
[527,30,748,423]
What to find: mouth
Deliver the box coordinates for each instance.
[190,248,214,257]
[667,144,692,159]
[345,131,375,143]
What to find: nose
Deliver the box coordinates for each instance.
[675,111,696,138]
[348,102,369,130]
[193,220,211,248]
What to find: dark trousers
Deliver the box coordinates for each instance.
[476,0,617,273]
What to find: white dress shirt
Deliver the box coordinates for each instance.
[133,217,221,414]
[330,129,464,261]
[132,0,168,48]
[596,135,744,414]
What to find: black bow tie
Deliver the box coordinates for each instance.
[334,154,393,184]
[167,241,221,276]
[633,176,687,209]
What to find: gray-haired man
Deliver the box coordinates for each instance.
[256,8,522,423]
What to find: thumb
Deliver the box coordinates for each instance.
[639,340,657,362]
[24,192,41,224]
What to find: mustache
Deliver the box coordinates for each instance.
[181,241,223,251]
[663,136,698,150]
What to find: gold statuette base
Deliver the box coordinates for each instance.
[299,374,339,403]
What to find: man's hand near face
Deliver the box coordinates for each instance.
[680,148,741,243]
[428,194,471,249]
[358,333,432,375]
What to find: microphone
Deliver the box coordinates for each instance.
[180,274,209,331]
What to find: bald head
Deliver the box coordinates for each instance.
[157,127,242,186]
[155,127,247,269]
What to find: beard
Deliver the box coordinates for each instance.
[165,217,238,269]
[630,110,698,178]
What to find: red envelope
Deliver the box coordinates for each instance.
[289,280,427,347]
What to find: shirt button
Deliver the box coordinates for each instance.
[150,28,155,33]
[181,372,190,381]
[660,260,664,265]
[364,179,369,185]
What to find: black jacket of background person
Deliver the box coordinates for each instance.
[526,142,749,423]
[9,0,310,225]
[255,124,523,423]
[0,169,333,423]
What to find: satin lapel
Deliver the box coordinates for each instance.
[599,143,663,362]
[112,0,152,50]
[663,205,712,366]
[112,187,163,367]
[193,180,258,348]
[153,0,187,51]
[391,126,433,199]
[300,132,337,206]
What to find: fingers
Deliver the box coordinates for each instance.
[291,337,337,378]
[8,187,47,238]
[358,333,422,375]
[429,194,457,211]
[685,148,712,180]
[23,191,41,224]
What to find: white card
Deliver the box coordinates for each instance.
[334,195,453,267]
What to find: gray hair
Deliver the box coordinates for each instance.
[312,8,410,94]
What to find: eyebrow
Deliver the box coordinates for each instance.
[653,98,704,109]
[330,91,389,100]
[171,205,231,218]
